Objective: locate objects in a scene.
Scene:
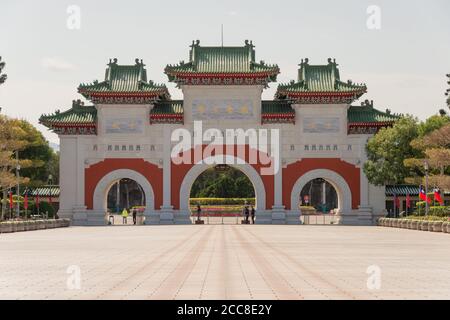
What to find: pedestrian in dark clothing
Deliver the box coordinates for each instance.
[132,208,137,225]
[244,206,250,224]
[196,204,202,222]
[250,206,255,224]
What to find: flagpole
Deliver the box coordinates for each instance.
[16,150,20,219]
[424,161,429,216]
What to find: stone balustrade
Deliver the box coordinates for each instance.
[0,219,71,234]
[378,218,450,233]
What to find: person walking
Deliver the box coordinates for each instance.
[250,205,255,224]
[132,208,137,225]
[121,208,129,224]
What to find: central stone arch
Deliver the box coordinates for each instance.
[93,169,155,213]
[290,169,352,213]
[179,154,266,211]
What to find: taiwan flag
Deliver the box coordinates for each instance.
[419,185,431,204]
[434,188,444,205]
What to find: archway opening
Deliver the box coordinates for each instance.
[189,165,256,224]
[106,178,146,225]
[300,178,338,213]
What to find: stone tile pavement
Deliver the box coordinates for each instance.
[1,225,449,299]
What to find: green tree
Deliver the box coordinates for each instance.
[405,123,450,189]
[0,115,32,220]
[199,175,237,198]
[0,56,6,85]
[364,116,420,186]
[16,120,57,186]
[417,114,450,137]
[446,74,450,108]
[190,166,255,198]
[235,176,255,197]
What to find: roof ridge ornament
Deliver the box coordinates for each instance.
[135,58,145,66]
[361,99,374,108]
[299,58,309,67]
[72,99,84,110]
[108,58,118,66]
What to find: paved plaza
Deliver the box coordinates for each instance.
[1,225,450,300]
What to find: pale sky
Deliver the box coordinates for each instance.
[1,0,449,144]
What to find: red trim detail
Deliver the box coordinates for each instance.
[280,91,365,97]
[85,159,163,210]
[282,158,361,210]
[348,121,394,127]
[166,71,279,78]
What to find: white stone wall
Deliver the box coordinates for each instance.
[58,86,385,225]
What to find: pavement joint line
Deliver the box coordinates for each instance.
[98,227,206,300]
[198,226,219,299]
[148,227,215,299]
[244,227,358,299]
[231,226,301,300]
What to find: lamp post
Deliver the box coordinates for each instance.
[16,150,21,219]
[424,160,429,216]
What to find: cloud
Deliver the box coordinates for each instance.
[41,57,76,71]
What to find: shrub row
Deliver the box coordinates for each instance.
[189,198,255,205]
[413,205,450,217]
[378,217,450,233]
[0,219,70,234]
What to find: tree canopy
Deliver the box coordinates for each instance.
[190,167,255,198]
[365,74,450,189]
[446,74,450,108]
[0,115,59,220]
[364,116,421,186]
[0,56,6,85]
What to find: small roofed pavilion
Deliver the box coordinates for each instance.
[165,40,279,87]
[276,58,367,104]
[78,58,170,104]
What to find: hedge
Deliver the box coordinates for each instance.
[189,198,255,205]
[414,205,450,217]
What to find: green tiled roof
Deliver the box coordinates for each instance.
[386,185,450,196]
[261,100,294,114]
[24,185,60,197]
[78,59,169,98]
[151,100,183,115]
[276,58,366,97]
[348,100,400,124]
[40,100,97,126]
[165,40,279,79]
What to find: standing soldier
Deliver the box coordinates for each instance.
[244,206,250,224]
[250,205,255,224]
[132,208,137,225]
[196,204,202,222]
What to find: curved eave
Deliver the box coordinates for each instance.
[39,120,96,129]
[277,88,366,98]
[348,121,396,126]
[78,88,169,98]
[165,69,279,81]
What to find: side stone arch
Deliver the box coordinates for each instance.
[179,154,266,211]
[290,169,352,213]
[93,169,155,213]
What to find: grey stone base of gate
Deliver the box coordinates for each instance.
[60,207,381,226]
